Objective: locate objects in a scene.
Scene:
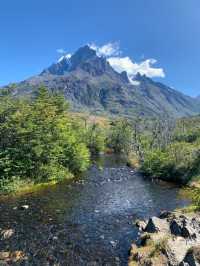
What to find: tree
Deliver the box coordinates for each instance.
[0,87,90,191]
[85,123,106,155]
[108,119,133,155]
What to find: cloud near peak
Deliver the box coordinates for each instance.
[56,42,165,83]
[89,42,165,83]
[89,42,121,57]
[56,48,66,54]
[107,56,165,80]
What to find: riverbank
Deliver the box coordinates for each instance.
[0,176,75,199]
[129,210,200,266]
[188,175,200,189]
[0,152,127,195]
[127,172,200,266]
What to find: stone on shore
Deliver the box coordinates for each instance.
[145,216,169,233]
[129,211,200,266]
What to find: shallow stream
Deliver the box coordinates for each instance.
[0,155,189,265]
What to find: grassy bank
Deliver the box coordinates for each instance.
[0,173,75,195]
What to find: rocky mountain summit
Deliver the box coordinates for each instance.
[129,211,200,265]
[4,45,200,118]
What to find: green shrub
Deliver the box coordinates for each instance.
[85,123,106,155]
[0,87,90,191]
[108,119,133,155]
[141,150,175,181]
[190,188,200,210]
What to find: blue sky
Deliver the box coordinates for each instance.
[0,0,199,96]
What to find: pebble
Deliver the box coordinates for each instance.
[110,240,117,248]
[100,235,105,239]
[1,229,15,240]
[0,251,10,260]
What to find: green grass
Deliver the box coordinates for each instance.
[0,173,74,196]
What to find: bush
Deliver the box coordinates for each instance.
[0,87,90,191]
[108,119,133,155]
[190,188,200,210]
[141,150,175,181]
[141,139,200,183]
[85,123,106,155]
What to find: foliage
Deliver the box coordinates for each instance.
[125,116,200,184]
[141,150,176,181]
[190,188,200,210]
[85,123,106,155]
[0,87,90,192]
[108,119,133,155]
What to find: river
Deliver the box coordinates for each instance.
[0,154,189,265]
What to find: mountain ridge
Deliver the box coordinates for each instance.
[3,45,200,118]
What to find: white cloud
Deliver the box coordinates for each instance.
[107,56,165,84]
[57,48,66,54]
[89,42,121,57]
[89,42,165,83]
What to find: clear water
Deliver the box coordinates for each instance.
[0,154,189,265]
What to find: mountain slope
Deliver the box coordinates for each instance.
[4,45,200,118]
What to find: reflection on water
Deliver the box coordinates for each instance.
[0,154,189,265]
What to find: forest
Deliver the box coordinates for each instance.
[0,87,200,196]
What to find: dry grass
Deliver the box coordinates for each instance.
[127,152,140,168]
[129,235,169,266]
[69,112,110,128]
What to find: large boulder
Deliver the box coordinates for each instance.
[180,246,200,266]
[145,217,169,233]
[159,210,172,219]
[170,215,199,239]
[170,219,182,236]
[167,237,191,265]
